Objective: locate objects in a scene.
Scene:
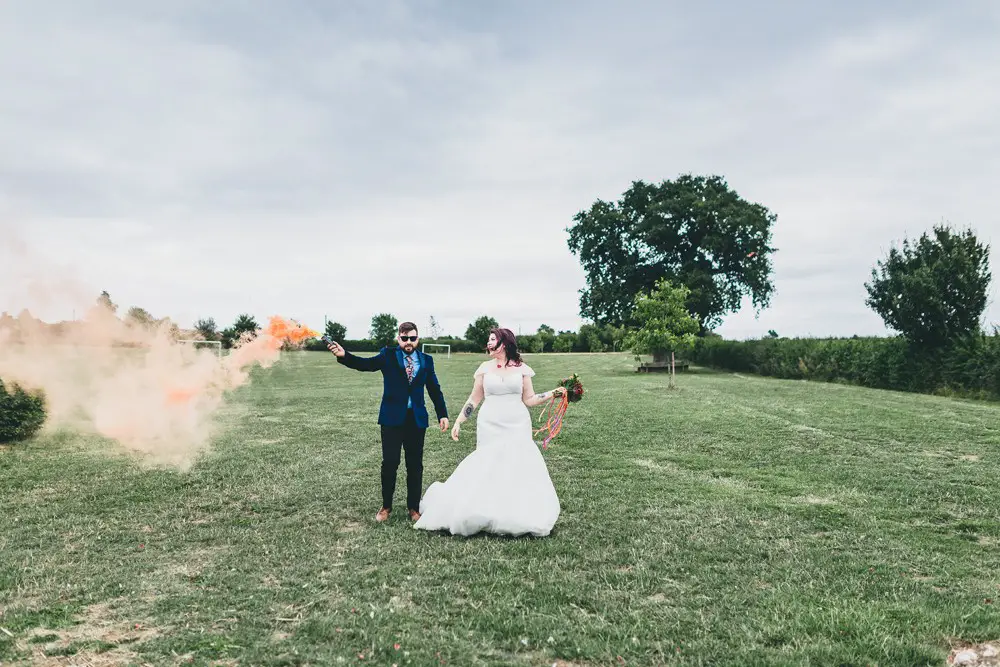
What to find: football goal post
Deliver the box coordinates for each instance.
[177,339,223,359]
[422,343,451,359]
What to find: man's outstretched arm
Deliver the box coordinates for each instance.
[328,340,384,372]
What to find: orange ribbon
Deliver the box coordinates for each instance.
[534,392,569,449]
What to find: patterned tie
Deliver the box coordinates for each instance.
[405,353,415,384]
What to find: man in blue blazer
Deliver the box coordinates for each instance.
[327,322,449,523]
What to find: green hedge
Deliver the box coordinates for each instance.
[691,334,1000,399]
[0,378,47,443]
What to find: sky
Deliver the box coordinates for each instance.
[1,1,998,340]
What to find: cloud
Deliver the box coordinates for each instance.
[1,1,999,340]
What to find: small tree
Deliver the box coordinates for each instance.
[325,321,347,342]
[624,279,700,385]
[126,306,154,327]
[578,323,606,352]
[603,324,627,351]
[221,314,259,349]
[865,224,991,348]
[0,378,46,443]
[535,324,555,353]
[194,317,219,341]
[232,314,259,336]
[369,313,399,347]
[465,315,499,349]
[96,290,117,314]
[156,316,180,339]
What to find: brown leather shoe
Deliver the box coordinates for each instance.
[375,507,391,523]
[408,509,421,522]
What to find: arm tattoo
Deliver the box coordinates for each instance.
[463,403,474,418]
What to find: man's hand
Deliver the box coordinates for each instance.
[327,340,346,358]
[439,418,449,432]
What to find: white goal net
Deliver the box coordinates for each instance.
[177,339,223,358]
[422,343,451,359]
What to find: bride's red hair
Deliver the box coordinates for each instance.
[489,327,523,366]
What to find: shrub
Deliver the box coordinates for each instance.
[553,332,577,353]
[0,378,47,443]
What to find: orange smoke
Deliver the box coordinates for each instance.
[0,303,321,468]
[264,316,319,348]
[162,316,318,407]
[160,316,320,406]
[166,388,197,405]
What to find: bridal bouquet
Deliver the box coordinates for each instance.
[560,373,585,403]
[534,374,584,449]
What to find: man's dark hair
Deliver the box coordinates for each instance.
[398,322,418,335]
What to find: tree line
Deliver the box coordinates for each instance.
[566,173,993,363]
[574,173,995,399]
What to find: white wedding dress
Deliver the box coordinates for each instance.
[414,362,561,537]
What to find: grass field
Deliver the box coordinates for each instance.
[2,351,1000,666]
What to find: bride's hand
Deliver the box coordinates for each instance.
[552,387,567,398]
[451,423,461,441]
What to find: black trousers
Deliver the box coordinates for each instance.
[379,409,426,511]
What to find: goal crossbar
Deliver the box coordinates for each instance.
[422,343,451,359]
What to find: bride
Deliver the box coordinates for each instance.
[413,327,565,537]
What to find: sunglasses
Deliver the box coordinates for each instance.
[399,335,418,342]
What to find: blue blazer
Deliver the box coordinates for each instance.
[337,346,448,428]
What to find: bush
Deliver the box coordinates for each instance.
[303,337,329,352]
[0,378,47,443]
[691,333,1000,400]
[553,332,577,353]
[516,334,546,354]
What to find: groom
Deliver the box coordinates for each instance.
[327,322,448,523]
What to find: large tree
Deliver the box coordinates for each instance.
[324,320,347,342]
[567,174,776,331]
[865,224,991,348]
[465,315,499,349]
[369,313,399,347]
